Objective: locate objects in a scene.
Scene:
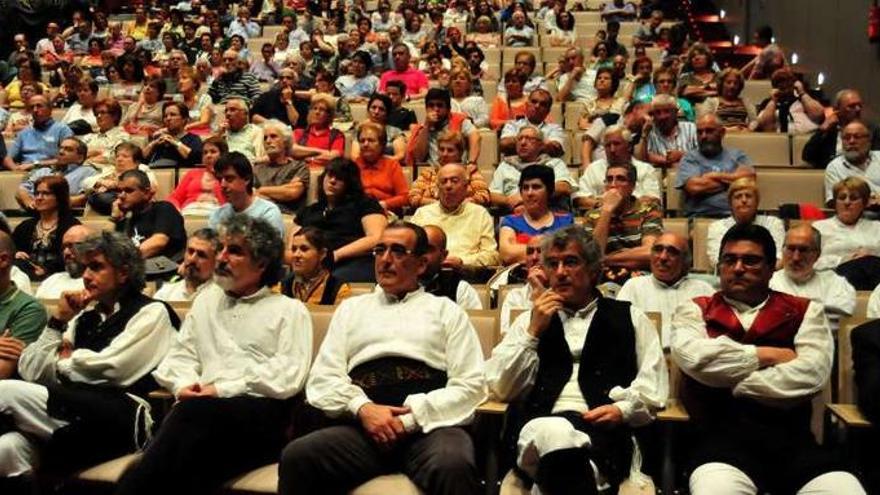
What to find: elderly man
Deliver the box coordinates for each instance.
[421,225,483,310]
[35,225,91,299]
[411,88,481,166]
[500,89,566,157]
[0,231,47,380]
[378,43,429,99]
[209,151,285,236]
[117,215,311,494]
[635,94,697,169]
[251,68,301,127]
[220,97,266,164]
[279,221,485,495]
[555,47,596,105]
[675,114,754,218]
[112,170,187,261]
[770,224,855,333]
[500,52,549,97]
[492,126,575,211]
[16,136,97,209]
[575,124,661,211]
[208,49,262,104]
[412,163,499,267]
[705,178,784,271]
[583,163,662,280]
[823,120,880,207]
[617,231,714,346]
[486,226,667,493]
[154,229,220,302]
[633,10,664,47]
[0,232,178,485]
[3,95,74,171]
[803,90,880,168]
[499,234,546,334]
[670,224,865,495]
[254,120,309,214]
[581,100,650,165]
[504,11,535,47]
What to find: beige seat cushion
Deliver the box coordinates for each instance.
[351,474,423,495]
[226,463,278,493]
[501,469,656,495]
[76,453,142,483]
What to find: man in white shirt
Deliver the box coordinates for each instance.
[153,229,220,302]
[421,225,482,310]
[279,221,485,495]
[555,47,597,105]
[0,232,178,484]
[670,223,864,495]
[824,121,880,207]
[618,231,714,347]
[117,214,312,495]
[35,225,91,299]
[485,226,667,493]
[574,125,661,211]
[504,11,535,47]
[499,235,546,334]
[770,224,855,333]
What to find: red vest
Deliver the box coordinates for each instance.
[693,291,811,349]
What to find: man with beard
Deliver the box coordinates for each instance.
[491,126,575,212]
[803,90,880,168]
[254,120,310,214]
[500,89,566,157]
[0,232,178,491]
[420,225,483,310]
[635,94,698,169]
[676,114,754,217]
[823,120,880,207]
[770,224,855,334]
[112,169,187,261]
[209,151,285,236]
[154,229,220,302]
[117,214,312,495]
[35,225,92,299]
[208,49,262,105]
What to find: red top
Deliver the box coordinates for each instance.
[693,291,810,346]
[378,67,429,97]
[293,126,346,169]
[355,156,410,211]
[166,168,225,210]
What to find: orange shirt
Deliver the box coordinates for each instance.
[355,156,410,212]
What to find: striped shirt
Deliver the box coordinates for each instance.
[646,121,698,157]
[583,197,663,255]
[208,71,262,105]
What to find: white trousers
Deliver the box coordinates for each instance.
[690,462,866,495]
[0,380,69,477]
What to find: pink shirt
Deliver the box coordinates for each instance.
[378,67,429,97]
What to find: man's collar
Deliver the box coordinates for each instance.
[0,283,18,303]
[381,285,424,303]
[721,293,770,312]
[560,296,599,320]
[225,285,272,301]
[651,274,686,289]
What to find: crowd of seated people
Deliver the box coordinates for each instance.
[1,0,880,493]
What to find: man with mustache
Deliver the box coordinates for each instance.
[118,214,311,494]
[280,221,485,495]
[253,120,310,215]
[675,113,754,218]
[153,229,220,302]
[0,232,178,490]
[671,224,865,495]
[35,225,91,299]
[823,120,880,208]
[486,225,667,494]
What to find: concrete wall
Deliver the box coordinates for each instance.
[716,0,880,114]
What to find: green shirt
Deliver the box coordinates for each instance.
[0,283,48,344]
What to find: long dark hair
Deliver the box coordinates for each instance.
[35,175,73,220]
[316,157,365,205]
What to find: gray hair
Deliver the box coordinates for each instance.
[518,124,545,141]
[834,89,860,109]
[261,119,293,151]
[785,224,823,254]
[651,93,679,110]
[603,124,633,143]
[541,225,603,274]
[77,231,146,293]
[190,228,222,252]
[219,214,284,287]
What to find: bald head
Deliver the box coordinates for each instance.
[423,224,449,278]
[782,223,821,282]
[438,163,470,211]
[650,231,691,283]
[697,113,725,156]
[63,225,92,245]
[61,225,93,278]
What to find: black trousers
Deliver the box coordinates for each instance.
[278,425,480,495]
[115,397,290,495]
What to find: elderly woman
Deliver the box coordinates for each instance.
[143,102,203,168]
[699,68,756,130]
[705,177,785,271]
[467,15,501,50]
[577,67,628,127]
[83,141,158,215]
[82,98,131,168]
[293,158,387,283]
[353,121,409,215]
[61,79,99,131]
[677,43,719,107]
[489,69,529,131]
[498,164,574,265]
[12,176,81,280]
[292,94,346,169]
[409,130,490,207]
[350,93,406,162]
[448,69,489,128]
[282,227,352,304]
[167,137,227,215]
[120,77,166,136]
[177,68,214,134]
[814,177,880,290]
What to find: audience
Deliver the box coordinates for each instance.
[282,227,352,305]
[498,234,545,334]
[219,97,266,165]
[411,87,481,165]
[81,98,130,168]
[83,141,157,215]
[113,169,187,261]
[142,101,203,168]
[354,121,409,215]
[254,120,310,215]
[636,94,697,169]
[166,137,227,215]
[153,229,219,302]
[16,137,97,210]
[3,94,73,171]
[421,225,483,310]
[753,67,824,134]
[209,151,284,236]
[823,120,880,206]
[804,89,880,168]
[500,89,565,157]
[33,225,91,299]
[409,130,490,207]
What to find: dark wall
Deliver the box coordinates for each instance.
[716,0,880,115]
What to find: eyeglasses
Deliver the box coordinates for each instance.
[719,254,765,268]
[543,255,584,270]
[372,243,417,259]
[783,245,816,254]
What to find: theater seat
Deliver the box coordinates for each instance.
[0,171,27,211]
[723,133,790,167]
[352,474,424,495]
[75,453,142,483]
[225,463,278,493]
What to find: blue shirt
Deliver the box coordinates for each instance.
[21,163,98,196]
[209,197,285,236]
[676,147,751,217]
[499,213,574,243]
[8,119,74,165]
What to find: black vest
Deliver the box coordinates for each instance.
[423,271,462,304]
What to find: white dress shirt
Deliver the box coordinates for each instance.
[154,284,312,399]
[770,270,856,325]
[813,216,880,270]
[670,296,832,407]
[500,284,532,335]
[706,216,785,270]
[10,266,32,296]
[34,272,84,299]
[19,300,176,387]
[486,299,668,426]
[306,288,486,433]
[153,279,216,302]
[455,280,483,310]
[617,274,715,347]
